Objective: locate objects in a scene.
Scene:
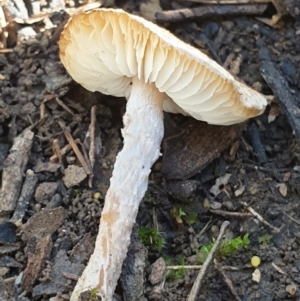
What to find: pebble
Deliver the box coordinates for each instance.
[210,201,222,210]
[252,268,261,283]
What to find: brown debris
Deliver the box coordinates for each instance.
[23,234,53,293]
[162,120,243,180]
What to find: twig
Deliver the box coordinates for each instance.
[52,139,63,165]
[155,4,267,23]
[88,106,96,188]
[249,122,267,164]
[58,121,92,175]
[49,139,80,162]
[166,265,202,270]
[215,262,242,301]
[239,201,280,233]
[187,221,230,301]
[56,97,75,116]
[210,209,252,218]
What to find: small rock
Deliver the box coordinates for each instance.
[63,165,87,188]
[35,182,58,204]
[210,201,222,210]
[0,267,9,276]
[46,194,62,209]
[252,268,261,283]
[149,257,166,285]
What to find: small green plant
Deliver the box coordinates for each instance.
[165,255,186,281]
[198,233,250,264]
[186,212,197,225]
[177,207,186,217]
[258,234,272,247]
[138,226,165,251]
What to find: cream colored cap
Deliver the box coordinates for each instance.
[59,8,267,125]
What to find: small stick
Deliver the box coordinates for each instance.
[215,262,242,301]
[88,106,96,188]
[166,265,202,270]
[58,121,92,175]
[187,221,230,301]
[40,102,46,120]
[49,139,80,162]
[210,209,252,218]
[239,201,280,233]
[155,4,267,23]
[56,97,75,116]
[52,139,63,165]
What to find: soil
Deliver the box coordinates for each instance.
[0,2,300,301]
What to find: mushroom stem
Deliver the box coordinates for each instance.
[71,77,165,301]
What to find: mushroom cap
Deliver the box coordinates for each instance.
[59,9,267,125]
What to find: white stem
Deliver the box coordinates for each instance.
[71,77,164,301]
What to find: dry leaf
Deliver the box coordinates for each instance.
[268,103,281,123]
[234,184,245,197]
[283,172,291,182]
[276,183,287,197]
[210,173,231,196]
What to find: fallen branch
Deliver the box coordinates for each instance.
[187,220,230,301]
[155,4,267,23]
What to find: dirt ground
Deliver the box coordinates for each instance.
[0,1,300,301]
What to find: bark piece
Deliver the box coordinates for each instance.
[21,207,65,242]
[23,234,53,293]
[0,129,34,214]
[162,120,243,180]
[10,169,38,226]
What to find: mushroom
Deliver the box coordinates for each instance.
[59,8,267,301]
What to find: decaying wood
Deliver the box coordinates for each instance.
[0,128,34,215]
[10,169,38,227]
[187,221,230,301]
[155,4,267,23]
[257,38,300,140]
